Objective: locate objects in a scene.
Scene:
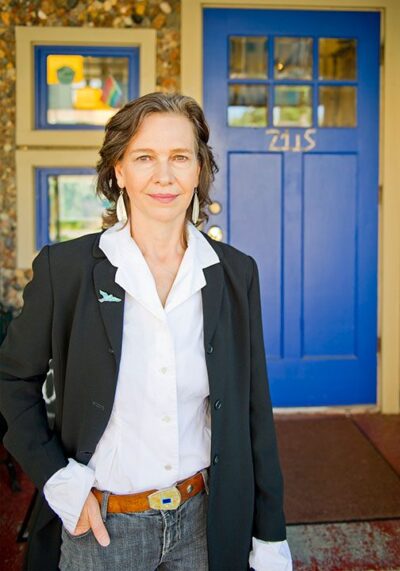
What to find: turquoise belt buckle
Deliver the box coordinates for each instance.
[148,486,181,510]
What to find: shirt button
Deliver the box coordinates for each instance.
[161,367,168,374]
[164,464,172,471]
[214,399,222,410]
[213,454,219,465]
[162,416,171,423]
[206,344,214,354]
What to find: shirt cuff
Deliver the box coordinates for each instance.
[249,537,293,571]
[43,458,96,534]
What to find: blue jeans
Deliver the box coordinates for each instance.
[59,484,209,571]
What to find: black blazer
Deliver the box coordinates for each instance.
[0,230,286,571]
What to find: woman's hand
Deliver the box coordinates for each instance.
[71,491,110,546]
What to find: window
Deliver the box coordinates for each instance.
[227,33,357,129]
[15,27,156,267]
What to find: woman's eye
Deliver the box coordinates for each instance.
[137,155,152,161]
[174,155,189,161]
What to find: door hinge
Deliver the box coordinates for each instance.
[377,337,381,353]
[380,43,384,66]
[378,184,383,204]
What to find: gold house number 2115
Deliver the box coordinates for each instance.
[266,128,316,152]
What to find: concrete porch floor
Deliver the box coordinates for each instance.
[276,413,400,570]
[288,519,400,571]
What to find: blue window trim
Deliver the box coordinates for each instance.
[35,167,97,250]
[35,45,139,130]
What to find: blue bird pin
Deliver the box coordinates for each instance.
[98,289,122,303]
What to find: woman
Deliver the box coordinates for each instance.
[0,93,292,570]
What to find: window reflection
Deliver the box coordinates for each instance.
[47,54,129,126]
[228,84,268,127]
[48,174,109,242]
[229,36,268,79]
[273,85,312,127]
[274,37,313,80]
[226,36,358,130]
[318,86,357,127]
[319,38,357,80]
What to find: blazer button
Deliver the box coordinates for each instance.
[213,454,219,465]
[214,399,222,410]
[206,344,214,354]
[108,347,115,354]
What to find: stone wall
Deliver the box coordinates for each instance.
[0,0,180,311]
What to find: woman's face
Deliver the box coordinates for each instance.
[114,112,201,226]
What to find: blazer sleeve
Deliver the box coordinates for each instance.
[248,255,287,541]
[0,246,67,490]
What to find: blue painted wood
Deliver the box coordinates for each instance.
[34,45,139,130]
[203,8,380,406]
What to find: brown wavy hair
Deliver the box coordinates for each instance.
[96,92,219,235]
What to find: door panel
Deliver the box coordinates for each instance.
[303,154,357,357]
[230,153,283,359]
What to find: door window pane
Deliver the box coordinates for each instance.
[319,38,357,80]
[318,86,357,127]
[273,85,312,127]
[229,36,268,79]
[274,37,313,79]
[46,54,129,126]
[228,84,268,127]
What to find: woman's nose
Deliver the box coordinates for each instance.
[154,159,174,185]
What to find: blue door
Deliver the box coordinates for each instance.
[203,9,380,407]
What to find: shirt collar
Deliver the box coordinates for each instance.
[99,220,220,320]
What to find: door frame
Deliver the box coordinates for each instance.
[182,0,400,414]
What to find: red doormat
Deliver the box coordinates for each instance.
[275,416,400,524]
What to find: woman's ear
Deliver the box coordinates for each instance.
[114,162,124,189]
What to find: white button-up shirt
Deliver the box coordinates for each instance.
[44,220,292,571]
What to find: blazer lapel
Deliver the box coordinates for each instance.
[201,263,224,348]
[92,236,125,366]
[199,230,225,349]
[199,234,226,407]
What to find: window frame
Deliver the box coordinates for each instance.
[16,150,100,268]
[35,44,139,131]
[16,26,156,147]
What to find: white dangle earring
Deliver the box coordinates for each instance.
[116,188,128,223]
[192,187,200,225]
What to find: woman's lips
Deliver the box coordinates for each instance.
[148,194,179,203]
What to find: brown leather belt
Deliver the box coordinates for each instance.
[92,471,205,513]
